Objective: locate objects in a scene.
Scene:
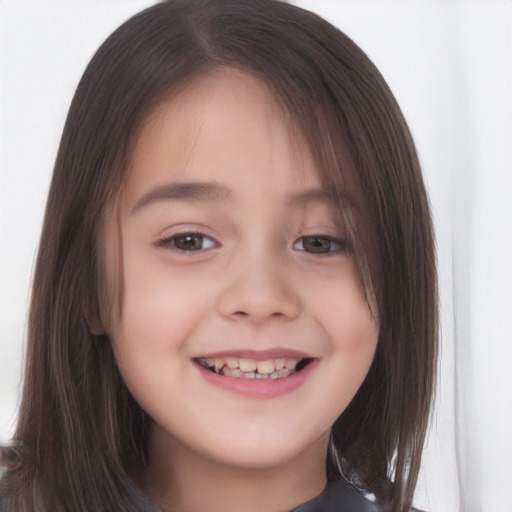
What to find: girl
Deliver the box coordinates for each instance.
[0,1,438,511]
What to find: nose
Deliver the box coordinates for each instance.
[216,250,301,324]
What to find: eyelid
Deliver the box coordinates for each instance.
[155,231,218,251]
[292,234,348,254]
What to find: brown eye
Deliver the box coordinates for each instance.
[157,233,216,251]
[293,235,346,254]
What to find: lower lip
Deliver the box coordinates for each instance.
[195,360,319,398]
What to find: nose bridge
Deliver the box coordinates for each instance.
[217,241,301,323]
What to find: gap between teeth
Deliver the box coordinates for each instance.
[199,357,303,379]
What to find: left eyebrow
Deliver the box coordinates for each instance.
[289,187,356,212]
[130,181,233,214]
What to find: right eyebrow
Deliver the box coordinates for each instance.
[130,181,233,215]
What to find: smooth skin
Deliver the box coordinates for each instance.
[104,69,379,512]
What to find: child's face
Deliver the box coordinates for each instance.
[105,70,378,472]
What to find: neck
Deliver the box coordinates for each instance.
[140,428,329,512]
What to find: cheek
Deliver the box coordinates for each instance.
[107,257,203,408]
[118,245,211,350]
[326,302,378,374]
[309,267,378,392]
[308,264,377,348]
[320,303,378,421]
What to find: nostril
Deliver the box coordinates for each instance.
[232,310,286,320]
[217,280,301,322]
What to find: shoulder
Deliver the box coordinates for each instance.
[290,477,381,512]
[126,480,163,512]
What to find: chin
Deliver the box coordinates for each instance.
[200,430,328,471]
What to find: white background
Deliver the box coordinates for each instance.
[1,1,511,510]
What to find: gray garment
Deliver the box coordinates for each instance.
[0,475,380,511]
[129,477,380,512]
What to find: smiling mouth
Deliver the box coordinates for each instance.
[197,356,313,379]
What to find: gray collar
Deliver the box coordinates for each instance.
[129,477,380,512]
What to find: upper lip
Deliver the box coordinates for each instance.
[194,348,315,360]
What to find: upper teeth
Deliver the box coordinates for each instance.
[199,357,303,379]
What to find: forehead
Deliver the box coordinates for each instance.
[122,69,322,210]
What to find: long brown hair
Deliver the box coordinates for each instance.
[0,1,438,510]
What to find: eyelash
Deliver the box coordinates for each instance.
[156,232,347,255]
[292,235,348,255]
[156,232,217,252]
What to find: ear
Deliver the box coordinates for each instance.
[84,300,106,336]
[87,315,105,336]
